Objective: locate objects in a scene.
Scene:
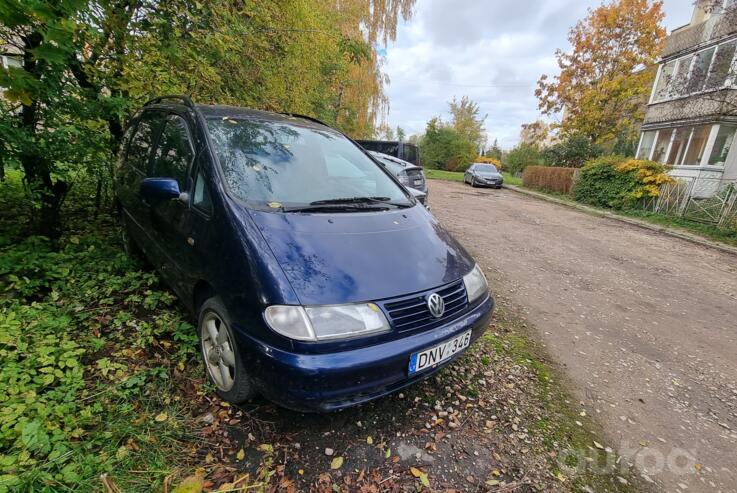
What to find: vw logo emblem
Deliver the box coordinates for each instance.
[427,293,445,318]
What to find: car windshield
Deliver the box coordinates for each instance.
[475,165,498,173]
[207,118,411,209]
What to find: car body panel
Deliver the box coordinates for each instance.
[246,204,474,305]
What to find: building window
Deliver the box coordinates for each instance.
[666,127,690,165]
[671,55,694,97]
[707,125,736,166]
[705,41,736,90]
[653,61,676,102]
[637,131,657,159]
[682,125,711,166]
[652,39,737,102]
[687,47,715,93]
[652,129,673,162]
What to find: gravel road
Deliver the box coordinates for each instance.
[429,180,737,492]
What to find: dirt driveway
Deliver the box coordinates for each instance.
[429,180,737,492]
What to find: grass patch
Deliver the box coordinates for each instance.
[621,209,737,247]
[425,168,465,182]
[424,168,522,186]
[516,184,737,249]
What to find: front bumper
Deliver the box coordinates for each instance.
[233,295,494,412]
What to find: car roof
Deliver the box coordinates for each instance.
[369,151,421,169]
[143,101,334,132]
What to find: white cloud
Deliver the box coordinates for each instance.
[383,0,694,149]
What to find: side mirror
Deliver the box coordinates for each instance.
[140,178,181,203]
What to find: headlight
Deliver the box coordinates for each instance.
[463,264,488,303]
[265,303,390,341]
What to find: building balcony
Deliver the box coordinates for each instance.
[663,9,737,59]
[643,89,737,126]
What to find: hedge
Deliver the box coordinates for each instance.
[522,166,578,194]
[573,157,673,209]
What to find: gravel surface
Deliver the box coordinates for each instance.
[428,180,737,492]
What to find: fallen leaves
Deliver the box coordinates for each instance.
[330,456,344,470]
[171,469,205,493]
[410,467,430,487]
[155,412,168,423]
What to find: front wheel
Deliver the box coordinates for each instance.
[198,297,254,403]
[470,177,477,187]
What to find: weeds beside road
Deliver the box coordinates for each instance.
[0,172,639,492]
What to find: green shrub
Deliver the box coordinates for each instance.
[541,134,603,168]
[504,143,544,175]
[574,157,673,209]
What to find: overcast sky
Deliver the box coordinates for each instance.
[382,0,693,149]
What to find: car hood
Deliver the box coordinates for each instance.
[246,205,475,305]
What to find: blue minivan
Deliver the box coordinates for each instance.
[116,96,494,411]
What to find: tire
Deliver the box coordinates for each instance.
[198,297,254,403]
[471,178,477,188]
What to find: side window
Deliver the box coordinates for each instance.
[127,113,164,172]
[192,170,213,214]
[152,115,194,187]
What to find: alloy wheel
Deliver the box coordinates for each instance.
[200,312,237,391]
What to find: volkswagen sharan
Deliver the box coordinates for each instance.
[116,96,494,411]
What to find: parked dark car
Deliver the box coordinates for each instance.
[464,163,504,188]
[369,151,428,205]
[116,96,494,412]
[356,140,420,166]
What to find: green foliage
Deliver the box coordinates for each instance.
[485,139,503,161]
[1,0,415,235]
[541,134,603,168]
[0,174,199,491]
[574,156,672,209]
[504,143,544,175]
[419,118,476,171]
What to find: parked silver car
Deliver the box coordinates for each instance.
[369,151,428,205]
[464,163,503,188]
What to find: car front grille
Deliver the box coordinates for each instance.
[381,280,468,333]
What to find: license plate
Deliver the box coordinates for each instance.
[408,330,472,375]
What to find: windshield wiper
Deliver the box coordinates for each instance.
[282,203,390,213]
[309,196,393,206]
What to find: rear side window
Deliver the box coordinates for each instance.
[152,115,194,187]
[127,112,164,172]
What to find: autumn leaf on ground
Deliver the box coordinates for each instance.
[155,412,168,423]
[171,471,205,493]
[236,448,245,461]
[330,457,344,469]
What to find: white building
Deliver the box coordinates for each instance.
[636,0,737,198]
